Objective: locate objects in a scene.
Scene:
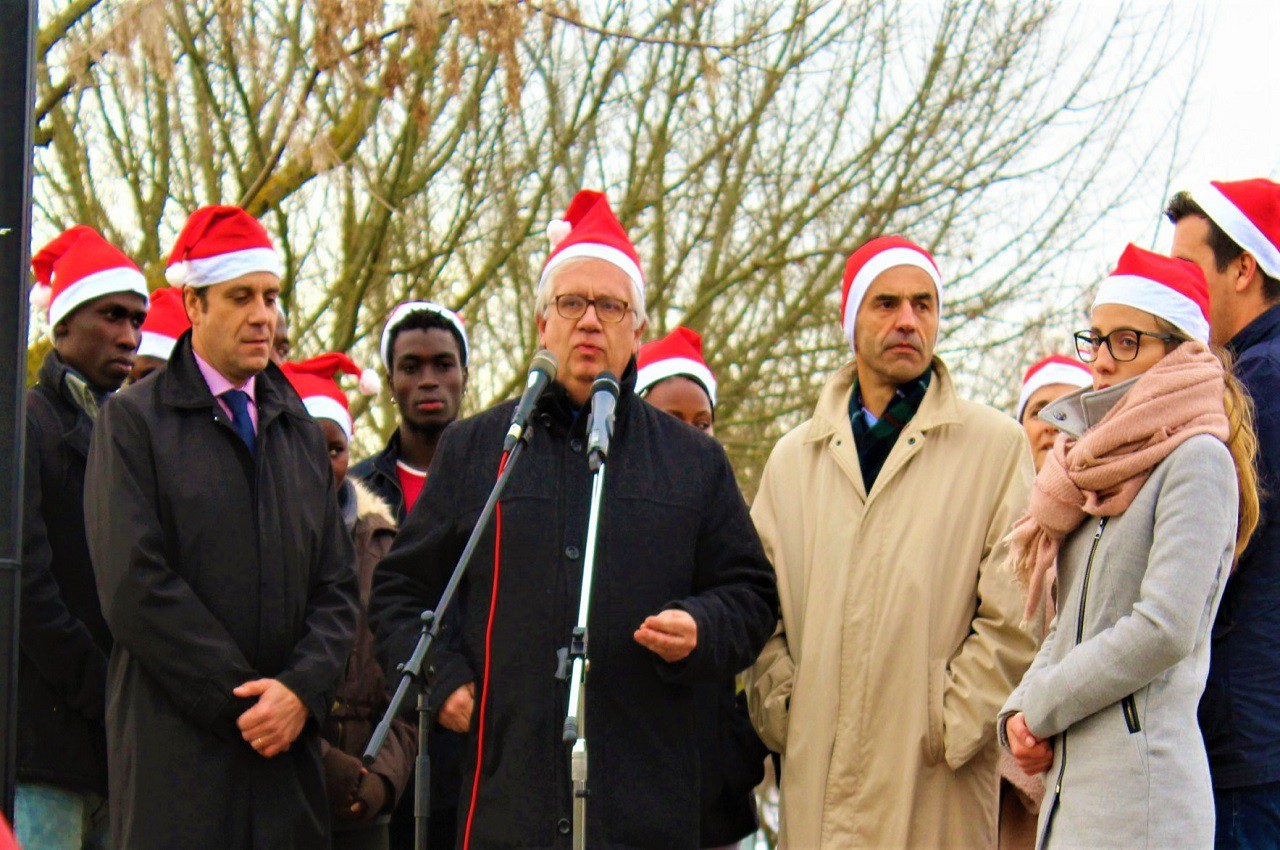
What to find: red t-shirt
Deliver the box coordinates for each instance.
[396,461,428,514]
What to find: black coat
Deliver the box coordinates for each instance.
[84,334,359,850]
[350,430,408,522]
[697,683,767,846]
[18,351,112,793]
[370,368,778,849]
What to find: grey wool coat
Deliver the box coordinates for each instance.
[1000,386,1237,850]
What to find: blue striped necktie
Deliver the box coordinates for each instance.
[219,389,256,454]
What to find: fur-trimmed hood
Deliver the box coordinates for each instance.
[339,476,397,533]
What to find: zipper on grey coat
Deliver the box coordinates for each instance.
[1122,694,1141,734]
[1039,516,1108,848]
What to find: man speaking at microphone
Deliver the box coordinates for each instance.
[370,190,777,848]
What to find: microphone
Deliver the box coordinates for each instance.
[504,350,558,451]
[586,371,620,471]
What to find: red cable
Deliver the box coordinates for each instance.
[463,450,509,850]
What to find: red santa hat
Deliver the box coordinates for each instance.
[30,225,149,329]
[1190,178,1280,280]
[1017,354,1092,421]
[540,190,644,310]
[1092,243,1210,343]
[280,352,381,440]
[636,326,717,406]
[379,300,470,370]
[164,205,284,288]
[840,235,942,346]
[136,286,191,361]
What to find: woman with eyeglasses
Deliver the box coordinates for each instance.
[998,244,1259,848]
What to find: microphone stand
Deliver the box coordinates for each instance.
[364,429,534,850]
[562,440,609,850]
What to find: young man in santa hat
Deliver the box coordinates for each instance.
[281,354,417,850]
[84,205,358,850]
[353,301,470,522]
[370,191,776,848]
[746,235,1037,848]
[17,226,148,849]
[1168,178,1280,845]
[130,286,190,382]
[349,300,470,850]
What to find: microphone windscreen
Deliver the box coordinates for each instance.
[591,371,620,398]
[530,349,558,381]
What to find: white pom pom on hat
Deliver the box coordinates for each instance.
[359,368,382,396]
[29,284,52,311]
[546,219,572,247]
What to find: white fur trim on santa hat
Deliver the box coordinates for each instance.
[1194,183,1280,280]
[1093,274,1210,343]
[540,243,645,311]
[636,357,718,407]
[165,247,284,288]
[137,330,179,361]
[379,300,470,370]
[841,247,942,345]
[47,266,150,329]
[1016,362,1092,421]
[303,396,355,441]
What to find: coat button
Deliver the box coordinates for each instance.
[570,438,584,453]
[557,817,571,835]
[908,437,916,445]
[565,545,580,560]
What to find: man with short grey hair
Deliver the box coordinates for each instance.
[371,190,776,847]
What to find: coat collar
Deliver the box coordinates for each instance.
[1228,301,1280,358]
[37,350,96,453]
[806,356,961,445]
[536,356,638,432]
[369,428,403,480]
[158,331,307,428]
[1037,376,1138,439]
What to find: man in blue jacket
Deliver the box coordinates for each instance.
[1169,178,1280,848]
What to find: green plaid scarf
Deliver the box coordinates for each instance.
[849,369,931,489]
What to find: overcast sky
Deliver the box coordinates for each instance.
[1143,0,1280,244]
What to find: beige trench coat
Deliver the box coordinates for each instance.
[748,359,1038,848]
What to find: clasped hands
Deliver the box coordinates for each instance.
[235,678,307,758]
[1006,711,1054,774]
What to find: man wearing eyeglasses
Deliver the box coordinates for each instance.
[1166,179,1280,848]
[370,190,777,848]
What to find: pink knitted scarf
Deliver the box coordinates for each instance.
[1009,342,1229,623]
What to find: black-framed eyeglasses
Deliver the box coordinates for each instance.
[1073,328,1179,363]
[553,293,632,324]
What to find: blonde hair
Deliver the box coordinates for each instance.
[1155,318,1260,564]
